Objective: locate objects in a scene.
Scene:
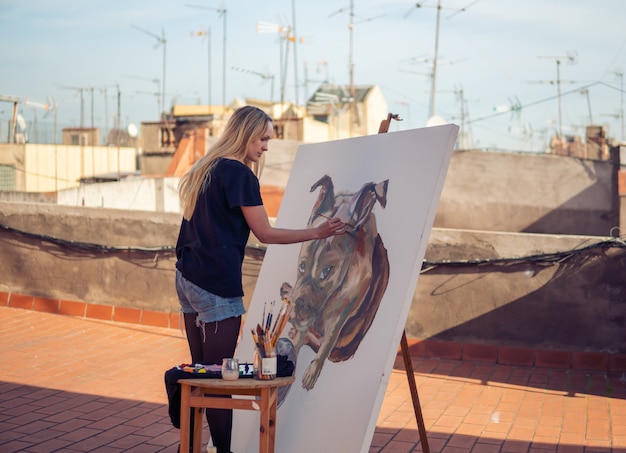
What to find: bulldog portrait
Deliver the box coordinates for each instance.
[279,174,390,390]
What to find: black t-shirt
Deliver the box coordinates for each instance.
[175,158,263,297]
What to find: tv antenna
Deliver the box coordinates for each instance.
[404,1,480,120]
[256,19,296,107]
[330,1,384,135]
[400,55,467,79]
[58,85,87,129]
[186,4,227,108]
[537,51,578,140]
[302,61,330,102]
[452,85,475,149]
[189,28,212,108]
[130,24,166,117]
[579,89,593,124]
[232,66,275,103]
[21,96,57,144]
[122,74,161,119]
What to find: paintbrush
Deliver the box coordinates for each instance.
[261,301,266,331]
[270,299,293,349]
[269,302,285,339]
[251,328,263,352]
[265,300,274,332]
[256,324,266,357]
[317,213,353,229]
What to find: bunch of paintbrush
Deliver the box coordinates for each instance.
[250,298,293,358]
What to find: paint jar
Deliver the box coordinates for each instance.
[221,358,240,381]
[253,349,276,380]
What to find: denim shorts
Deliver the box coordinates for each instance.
[175,270,245,323]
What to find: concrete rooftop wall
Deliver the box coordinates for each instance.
[1,201,623,354]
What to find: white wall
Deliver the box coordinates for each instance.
[57,176,181,212]
[23,143,137,192]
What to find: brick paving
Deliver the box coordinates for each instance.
[1,306,625,452]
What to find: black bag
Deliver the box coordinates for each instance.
[164,367,200,429]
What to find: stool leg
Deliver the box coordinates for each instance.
[180,385,191,453]
[259,387,271,453]
[267,387,278,453]
[192,407,203,453]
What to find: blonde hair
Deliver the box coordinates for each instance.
[179,106,272,220]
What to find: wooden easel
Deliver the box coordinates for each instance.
[378,113,430,453]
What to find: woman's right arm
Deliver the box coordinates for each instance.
[241,205,346,245]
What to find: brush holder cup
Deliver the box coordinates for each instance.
[253,349,277,380]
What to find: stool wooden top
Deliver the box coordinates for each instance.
[178,376,295,390]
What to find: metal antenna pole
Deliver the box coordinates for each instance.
[281,27,291,107]
[186,5,227,108]
[556,59,563,140]
[90,87,95,173]
[329,1,383,136]
[291,0,299,106]
[207,29,212,108]
[430,0,441,118]
[80,89,84,130]
[580,89,593,124]
[161,28,167,116]
[116,84,121,180]
[221,9,227,108]
[349,0,355,136]
[189,29,212,108]
[116,85,121,147]
[53,100,58,190]
[256,20,292,107]
[538,52,577,141]
[130,24,166,116]
[101,87,109,135]
[615,70,625,141]
[58,85,86,130]
[405,1,478,120]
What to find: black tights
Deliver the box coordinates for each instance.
[184,313,241,453]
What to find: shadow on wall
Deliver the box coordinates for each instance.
[522,173,618,236]
[433,150,619,236]
[416,245,626,352]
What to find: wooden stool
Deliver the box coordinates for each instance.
[178,376,295,453]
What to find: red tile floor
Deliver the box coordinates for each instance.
[1,305,625,452]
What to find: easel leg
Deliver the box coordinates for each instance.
[379,115,429,452]
[401,330,430,453]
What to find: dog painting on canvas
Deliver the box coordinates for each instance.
[279,175,390,390]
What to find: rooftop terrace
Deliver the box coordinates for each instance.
[1,306,625,452]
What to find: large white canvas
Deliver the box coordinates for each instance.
[233,124,458,453]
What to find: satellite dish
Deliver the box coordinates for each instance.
[127,123,138,138]
[426,115,447,127]
[16,113,27,131]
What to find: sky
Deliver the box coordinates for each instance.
[1,0,626,151]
